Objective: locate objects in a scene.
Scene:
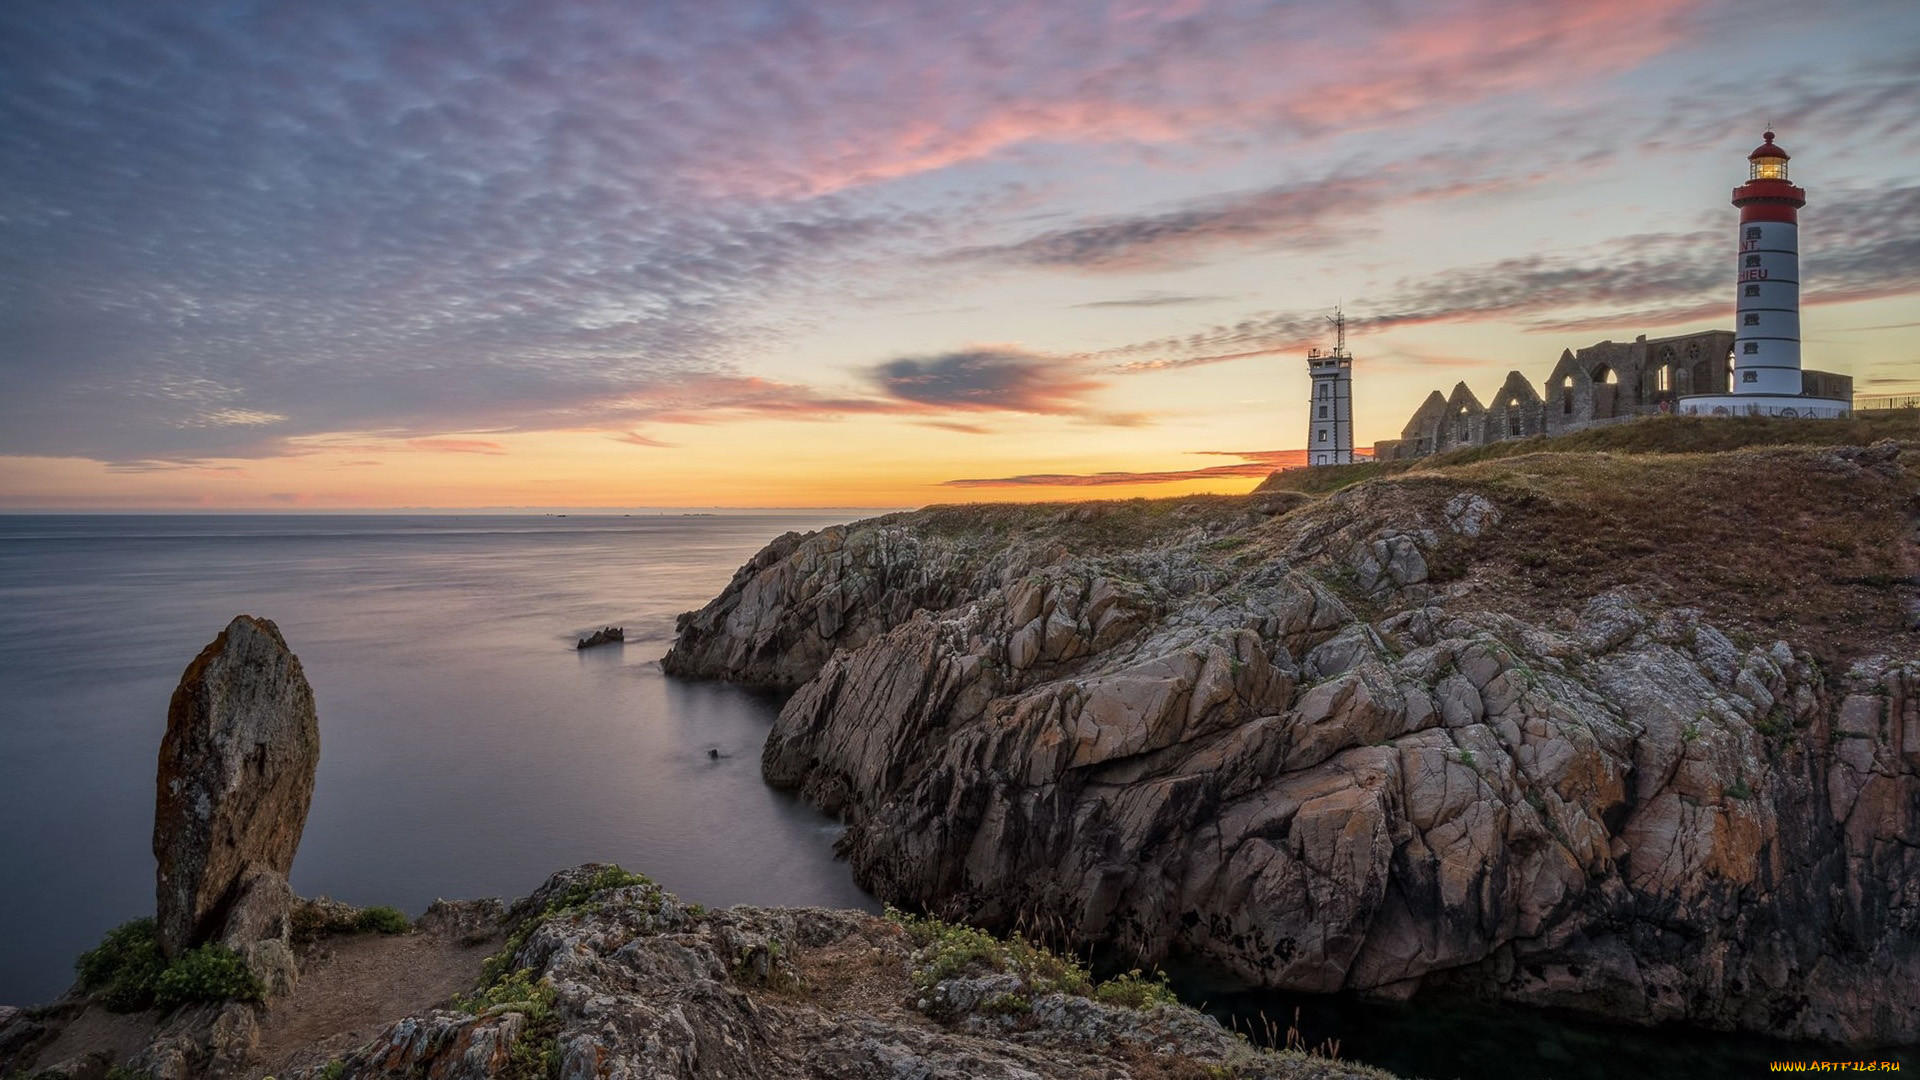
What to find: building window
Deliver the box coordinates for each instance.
[1744,255,1762,267]
[1745,284,1761,296]
[1743,370,1758,383]
[1743,342,1759,354]
[1657,367,1670,392]
[1743,313,1760,325]
[1317,430,1327,442]
[1318,405,1328,418]
[1746,227,1762,241]
[1318,383,1328,400]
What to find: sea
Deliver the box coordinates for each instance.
[1,513,1912,1079]
[0,512,877,1007]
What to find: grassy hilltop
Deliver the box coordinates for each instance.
[1256,412,1920,661]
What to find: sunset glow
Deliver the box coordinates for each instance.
[2,0,1916,509]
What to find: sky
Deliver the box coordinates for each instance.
[2,0,1917,510]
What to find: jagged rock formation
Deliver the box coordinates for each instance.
[280,865,1387,1080]
[664,443,1920,1047]
[154,615,319,964]
[0,616,326,1079]
[576,626,624,649]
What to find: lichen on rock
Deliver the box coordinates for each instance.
[153,615,319,963]
[277,865,1390,1080]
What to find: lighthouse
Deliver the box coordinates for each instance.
[1681,131,1850,419]
[1307,308,1354,465]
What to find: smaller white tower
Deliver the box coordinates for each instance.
[1307,309,1354,466]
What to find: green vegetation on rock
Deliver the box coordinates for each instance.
[292,898,414,942]
[455,866,656,1080]
[152,943,263,1008]
[456,966,555,1020]
[75,917,166,1012]
[890,908,1176,1012]
[351,905,411,934]
[74,917,262,1012]
[480,864,654,987]
[1093,968,1181,1010]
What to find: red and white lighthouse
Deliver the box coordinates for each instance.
[1731,132,1804,395]
[1682,131,1849,419]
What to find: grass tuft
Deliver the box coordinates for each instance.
[889,908,1177,1014]
[152,943,263,1008]
[352,905,412,935]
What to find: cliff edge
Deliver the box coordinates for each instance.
[663,422,1920,1047]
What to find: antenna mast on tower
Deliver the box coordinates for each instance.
[1327,306,1348,358]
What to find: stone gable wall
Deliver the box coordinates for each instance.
[1380,328,1851,461]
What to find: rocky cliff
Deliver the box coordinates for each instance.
[269,865,1390,1080]
[664,437,1920,1047]
[1,868,1388,1080]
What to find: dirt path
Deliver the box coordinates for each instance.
[19,1005,156,1075]
[251,929,500,1079]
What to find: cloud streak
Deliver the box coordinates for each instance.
[944,449,1306,487]
[1096,183,1920,372]
[956,154,1548,273]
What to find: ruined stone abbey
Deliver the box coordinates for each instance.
[1371,328,1855,461]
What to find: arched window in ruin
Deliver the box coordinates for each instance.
[1456,405,1471,444]
[1591,364,1617,385]
[1657,366,1671,392]
[1507,397,1522,436]
[1560,375,1573,415]
[1692,360,1713,392]
[1676,365,1693,393]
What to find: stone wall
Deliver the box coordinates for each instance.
[1380,328,1853,461]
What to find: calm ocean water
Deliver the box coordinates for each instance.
[0,513,877,1006]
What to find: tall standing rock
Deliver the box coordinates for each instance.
[154,615,319,960]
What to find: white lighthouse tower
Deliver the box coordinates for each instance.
[1306,309,1355,465]
[1681,131,1849,419]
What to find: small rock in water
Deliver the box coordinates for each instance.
[577,626,625,649]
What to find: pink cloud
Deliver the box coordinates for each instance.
[690,0,1709,199]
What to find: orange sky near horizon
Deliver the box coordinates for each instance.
[2,0,1916,511]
